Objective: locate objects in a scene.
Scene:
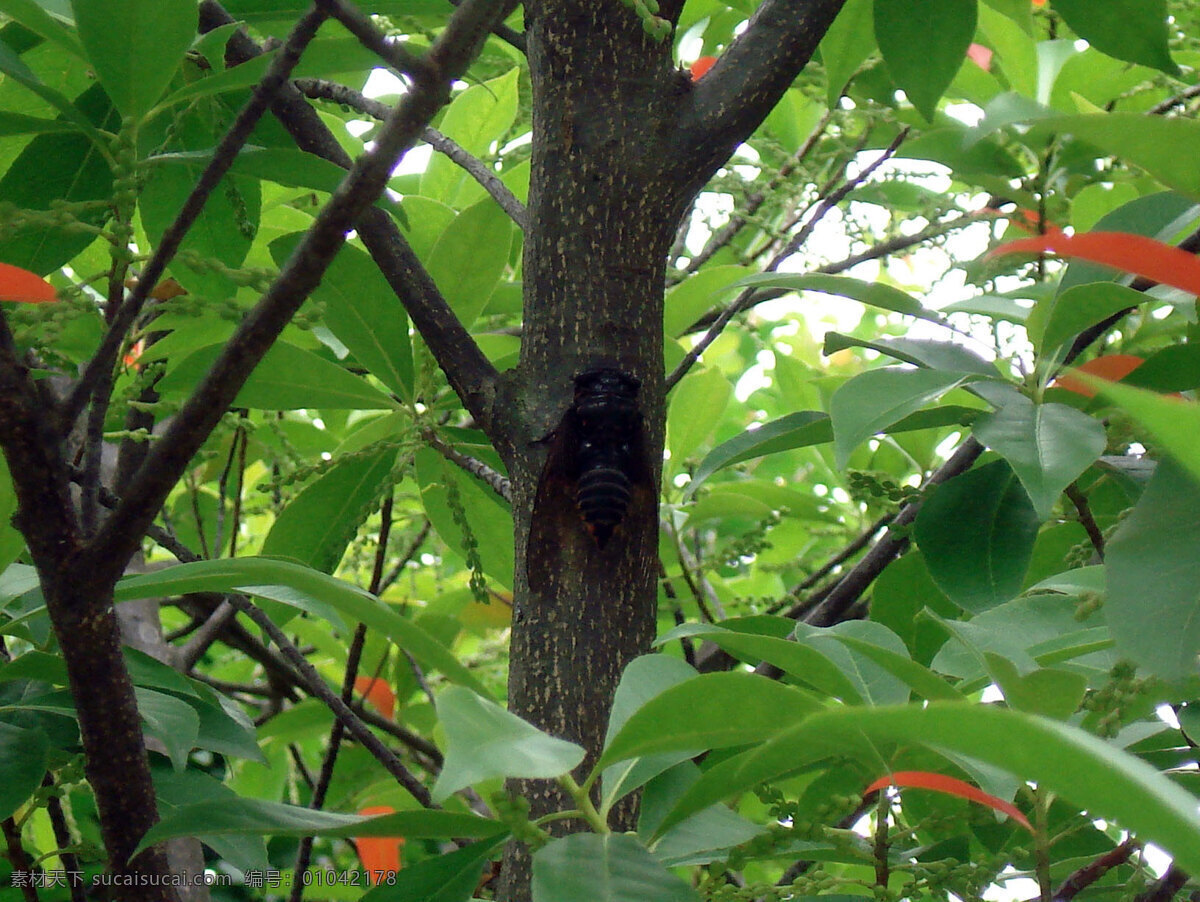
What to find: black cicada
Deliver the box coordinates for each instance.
[567,368,644,547]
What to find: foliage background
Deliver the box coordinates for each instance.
[0,0,1200,900]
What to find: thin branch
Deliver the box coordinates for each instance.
[313,0,435,81]
[294,78,528,230]
[426,431,512,502]
[57,7,329,437]
[1053,838,1139,901]
[1064,483,1105,561]
[1132,864,1190,902]
[666,129,909,390]
[670,0,847,202]
[768,512,893,614]
[446,0,525,52]
[1150,83,1200,115]
[42,775,86,902]
[2,816,39,902]
[670,102,839,284]
[90,0,517,584]
[177,599,237,671]
[379,520,432,594]
[201,1,508,451]
[803,437,984,627]
[225,592,433,806]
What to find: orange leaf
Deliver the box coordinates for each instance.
[967,43,993,72]
[1053,354,1145,398]
[355,805,404,884]
[0,263,56,303]
[990,231,1200,297]
[1032,0,1046,5]
[123,338,146,370]
[864,770,1033,832]
[354,676,396,720]
[690,56,718,81]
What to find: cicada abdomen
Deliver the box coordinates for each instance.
[567,368,644,548]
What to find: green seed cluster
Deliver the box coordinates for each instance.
[1082,661,1154,738]
[847,470,921,507]
[616,0,671,42]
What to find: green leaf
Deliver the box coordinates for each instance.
[821,631,964,702]
[270,236,412,397]
[532,833,700,902]
[137,798,506,858]
[664,265,749,338]
[690,411,832,494]
[261,444,397,573]
[0,39,102,141]
[666,368,731,471]
[0,456,23,572]
[185,687,265,763]
[114,557,490,696]
[0,0,83,57]
[0,84,115,273]
[875,0,976,120]
[972,395,1106,520]
[652,703,1200,872]
[641,764,764,867]
[156,341,399,410]
[598,672,821,769]
[139,150,260,302]
[432,686,585,803]
[830,367,968,469]
[819,0,875,105]
[136,687,200,772]
[415,447,514,589]
[661,620,862,703]
[792,620,913,706]
[1034,283,1145,355]
[1106,460,1200,681]
[601,656,700,809]
[824,332,999,375]
[914,460,1040,613]
[421,69,519,205]
[983,654,1088,720]
[1079,375,1200,487]
[735,272,943,325]
[424,198,514,327]
[1050,0,1177,75]
[362,839,504,902]
[0,722,47,820]
[71,0,197,118]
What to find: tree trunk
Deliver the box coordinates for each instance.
[498,2,686,896]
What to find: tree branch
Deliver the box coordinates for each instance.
[57,7,329,437]
[426,430,512,502]
[89,0,517,584]
[670,0,847,201]
[313,0,435,82]
[294,77,528,229]
[1053,838,1138,901]
[200,1,510,452]
[225,593,433,807]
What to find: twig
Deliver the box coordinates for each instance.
[445,0,526,52]
[872,791,889,889]
[658,559,696,667]
[294,78,528,230]
[177,598,237,670]
[1132,864,1190,902]
[379,520,432,594]
[1053,838,1139,901]
[42,775,86,902]
[1064,483,1105,561]
[1150,83,1200,115]
[226,592,433,806]
[2,816,39,902]
[313,0,435,81]
[57,7,329,437]
[804,437,984,627]
[769,512,893,613]
[425,431,512,502]
[662,519,722,623]
[666,129,910,390]
[91,0,517,584]
[671,103,839,283]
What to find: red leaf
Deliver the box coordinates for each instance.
[967,43,993,72]
[864,770,1033,831]
[1032,0,1046,5]
[0,263,57,303]
[355,805,404,883]
[1053,354,1145,398]
[354,676,396,720]
[990,231,1200,297]
[690,56,718,81]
